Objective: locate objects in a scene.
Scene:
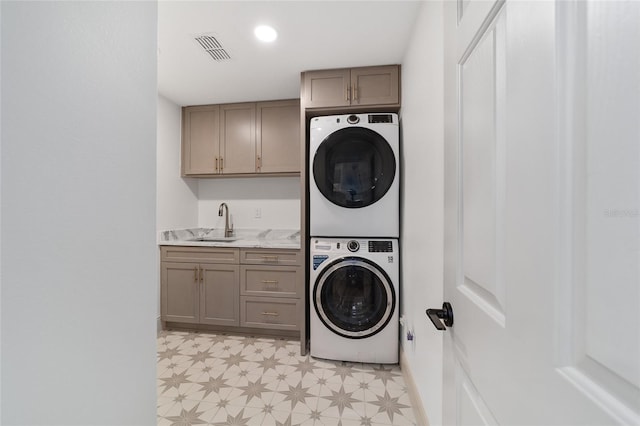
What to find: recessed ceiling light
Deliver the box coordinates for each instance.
[254,25,277,42]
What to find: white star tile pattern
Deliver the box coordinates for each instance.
[158,331,416,426]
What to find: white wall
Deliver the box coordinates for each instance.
[156,94,198,232]
[1,2,157,424]
[156,97,299,232]
[198,177,300,230]
[400,1,445,424]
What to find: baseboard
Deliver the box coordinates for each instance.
[400,346,430,426]
[157,316,163,335]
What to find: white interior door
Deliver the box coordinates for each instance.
[442,0,639,424]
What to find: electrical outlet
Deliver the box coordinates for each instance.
[254,208,262,218]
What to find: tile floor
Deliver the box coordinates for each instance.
[157,330,417,426]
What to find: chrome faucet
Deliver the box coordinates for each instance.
[218,202,234,237]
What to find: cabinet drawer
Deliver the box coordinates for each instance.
[240,266,301,298]
[240,248,301,266]
[161,246,239,264]
[240,296,300,331]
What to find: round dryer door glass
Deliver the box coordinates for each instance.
[314,257,395,339]
[312,127,396,208]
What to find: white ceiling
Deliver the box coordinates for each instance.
[158,1,423,106]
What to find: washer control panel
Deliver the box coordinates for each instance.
[368,241,393,253]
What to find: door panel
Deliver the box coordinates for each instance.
[200,264,239,326]
[351,66,399,106]
[256,100,300,173]
[220,103,256,174]
[555,1,640,421]
[183,105,219,175]
[443,0,639,424]
[303,69,350,108]
[460,6,506,325]
[161,262,199,323]
[457,363,498,426]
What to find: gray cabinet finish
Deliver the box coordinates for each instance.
[256,100,300,173]
[200,264,240,326]
[240,248,301,266]
[161,247,240,327]
[182,105,220,175]
[302,68,351,109]
[220,103,256,174]
[240,296,301,331]
[161,262,200,323]
[182,99,300,177]
[302,65,400,109]
[161,246,302,337]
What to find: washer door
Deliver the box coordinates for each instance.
[314,257,395,339]
[312,127,396,208]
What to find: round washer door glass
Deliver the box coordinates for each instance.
[314,257,395,339]
[313,127,396,208]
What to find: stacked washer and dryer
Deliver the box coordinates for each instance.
[308,113,400,364]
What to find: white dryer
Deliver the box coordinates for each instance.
[310,237,399,364]
[309,113,399,238]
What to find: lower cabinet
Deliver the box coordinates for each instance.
[160,246,301,334]
[240,296,300,331]
[200,263,240,326]
[161,260,239,326]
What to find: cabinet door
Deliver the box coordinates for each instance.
[256,100,300,173]
[350,65,400,106]
[161,262,200,323]
[219,103,256,174]
[182,105,220,175]
[303,69,351,108]
[200,263,239,326]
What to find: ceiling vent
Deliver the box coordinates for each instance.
[194,34,231,61]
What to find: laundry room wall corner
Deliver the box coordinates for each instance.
[399,1,445,425]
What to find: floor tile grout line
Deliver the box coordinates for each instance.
[158,330,417,426]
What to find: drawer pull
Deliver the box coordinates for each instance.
[262,255,279,262]
[194,267,198,283]
[262,280,279,286]
[261,311,279,317]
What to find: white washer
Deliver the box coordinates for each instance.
[309,113,399,238]
[310,237,399,364]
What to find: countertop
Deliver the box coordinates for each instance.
[158,228,300,249]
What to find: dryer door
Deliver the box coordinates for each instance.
[312,127,396,208]
[313,257,395,339]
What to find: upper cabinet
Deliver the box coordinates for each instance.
[302,65,400,109]
[257,100,300,174]
[220,103,256,174]
[182,105,220,175]
[182,99,300,177]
